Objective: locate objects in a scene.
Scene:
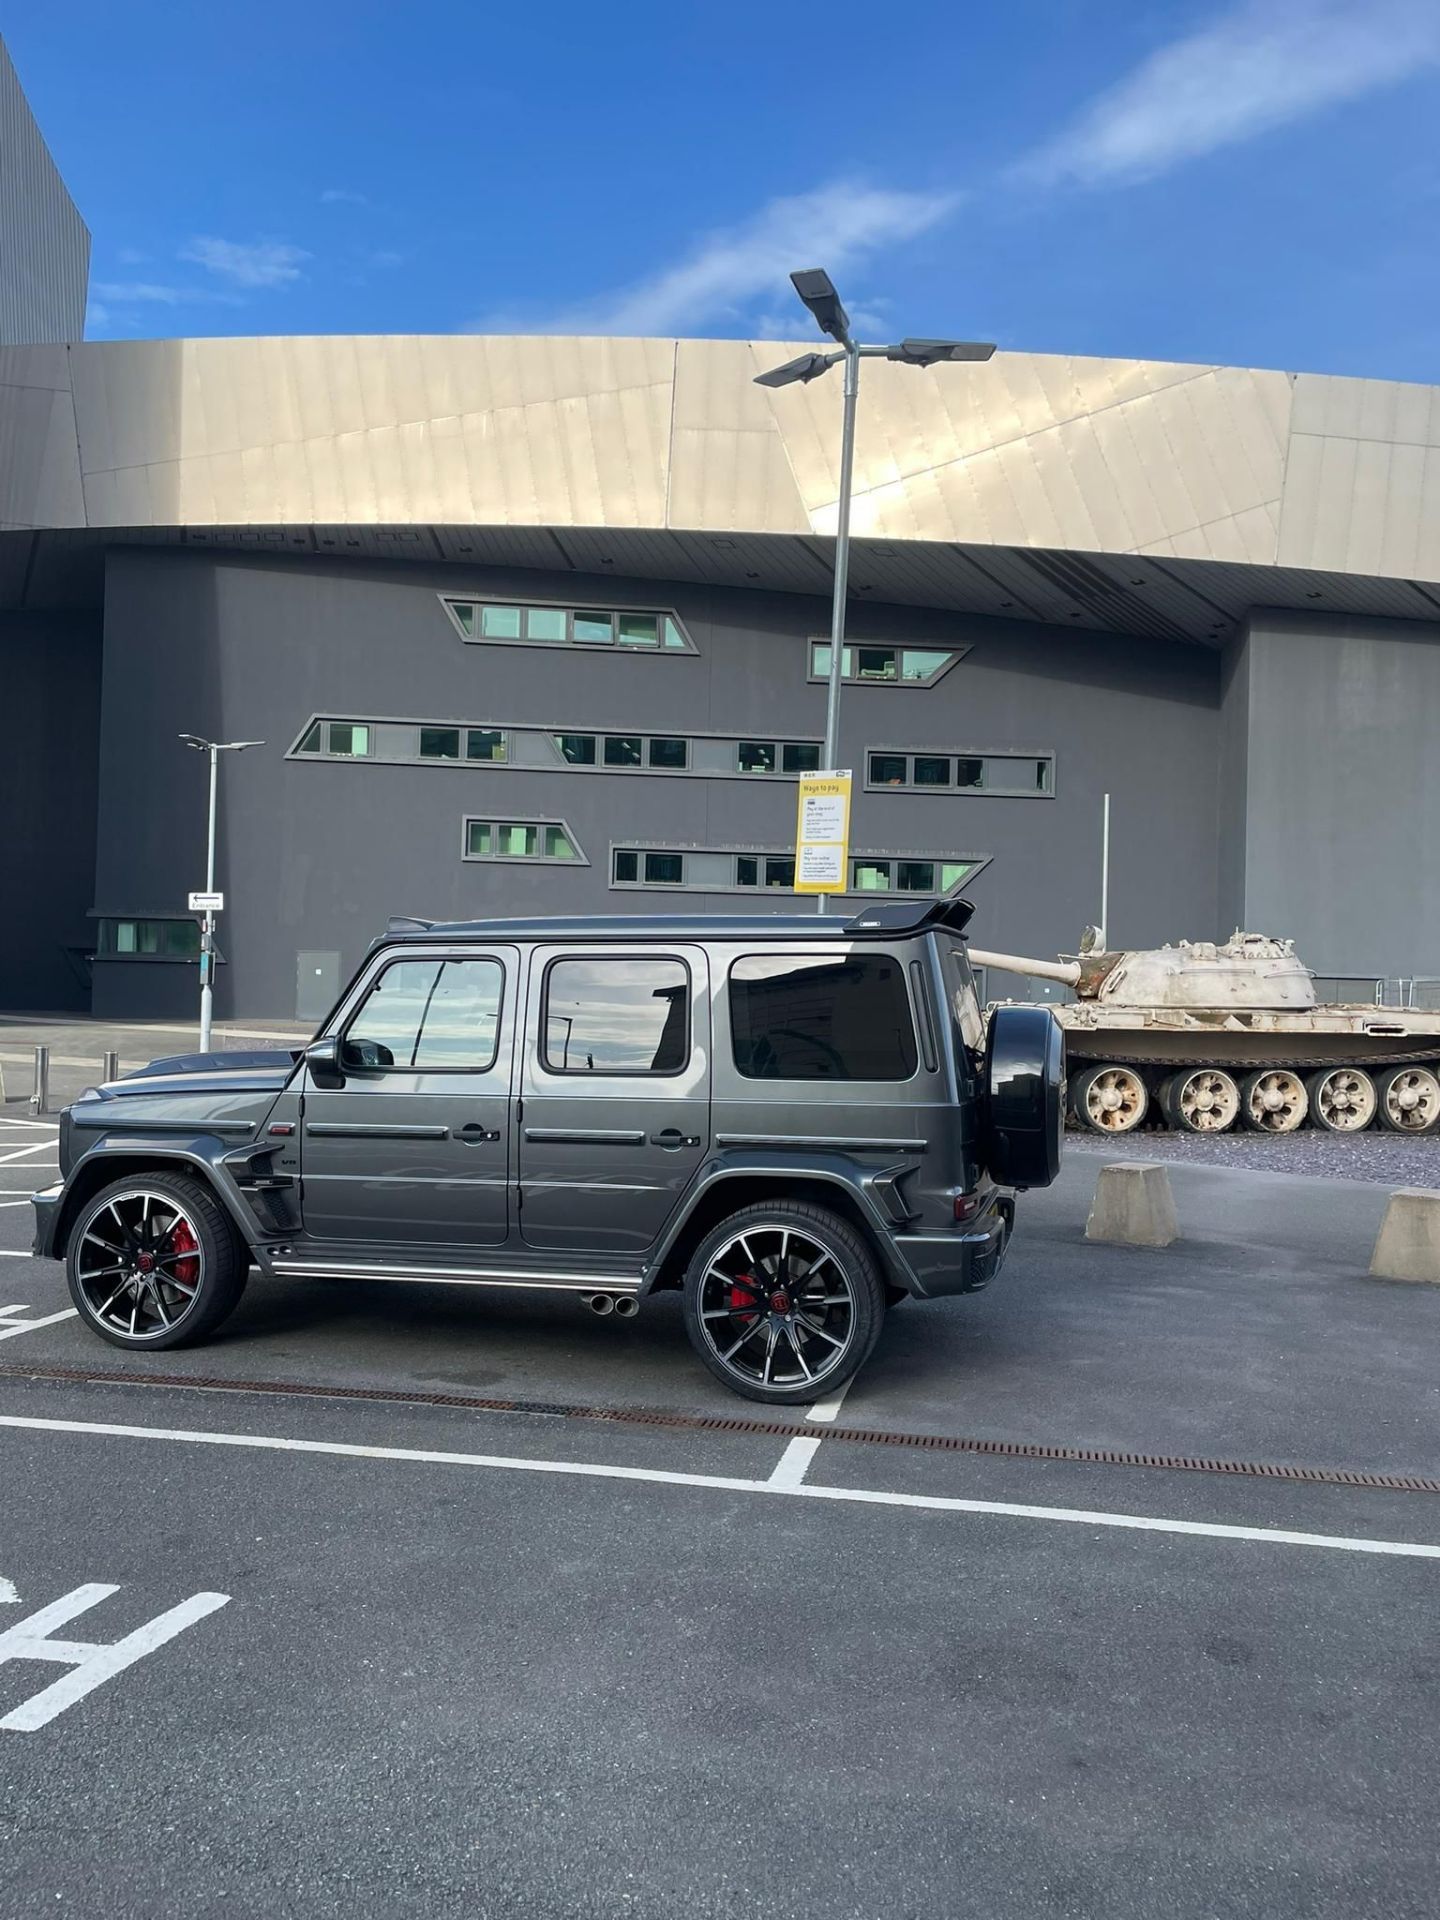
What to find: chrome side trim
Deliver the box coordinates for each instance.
[714,1133,927,1152]
[522,1127,647,1145]
[270,1259,641,1293]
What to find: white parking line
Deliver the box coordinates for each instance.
[0,1144,56,1167]
[2,1412,1436,1560]
[0,1118,58,1132]
[0,1308,79,1340]
[768,1372,859,1487]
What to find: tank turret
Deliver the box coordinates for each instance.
[971,931,1316,1010]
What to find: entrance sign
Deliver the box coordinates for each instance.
[188,891,224,911]
[794,769,852,894]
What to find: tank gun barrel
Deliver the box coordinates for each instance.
[970,948,1083,988]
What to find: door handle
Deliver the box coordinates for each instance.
[651,1128,699,1150]
[457,1122,500,1144]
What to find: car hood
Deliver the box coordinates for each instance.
[109,1048,302,1096]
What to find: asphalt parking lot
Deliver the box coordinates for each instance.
[2,1109,1438,1919]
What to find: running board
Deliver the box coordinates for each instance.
[269,1259,642,1294]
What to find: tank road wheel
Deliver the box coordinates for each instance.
[1375,1065,1440,1136]
[1070,1064,1149,1136]
[1240,1069,1309,1134]
[1306,1066,1377,1133]
[65,1173,249,1351]
[1161,1067,1241,1134]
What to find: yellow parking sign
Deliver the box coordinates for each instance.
[793,769,852,893]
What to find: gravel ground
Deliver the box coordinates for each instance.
[1067,1123,1440,1186]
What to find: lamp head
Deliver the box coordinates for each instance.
[752,351,835,390]
[790,268,851,344]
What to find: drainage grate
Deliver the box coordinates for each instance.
[2,1359,1437,1494]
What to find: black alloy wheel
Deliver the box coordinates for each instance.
[682,1202,886,1405]
[66,1173,249,1350]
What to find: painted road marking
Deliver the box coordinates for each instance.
[2,1412,1437,1561]
[0,1118,58,1132]
[0,1584,230,1733]
[0,1144,58,1167]
[0,1306,79,1340]
[769,1372,860,1487]
[0,1577,17,1604]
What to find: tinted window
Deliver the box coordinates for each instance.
[343,958,502,1071]
[729,955,917,1081]
[544,958,690,1074]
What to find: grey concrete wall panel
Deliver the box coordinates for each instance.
[0,610,100,1008]
[92,551,1220,1020]
[1227,611,1440,980]
[0,37,89,345]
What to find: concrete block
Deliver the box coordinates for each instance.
[1085,1162,1179,1248]
[1369,1189,1440,1284]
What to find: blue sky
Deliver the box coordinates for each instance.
[7,0,1440,379]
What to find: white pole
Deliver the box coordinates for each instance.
[199,744,219,1053]
[1100,791,1111,947]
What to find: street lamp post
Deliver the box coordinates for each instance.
[179,734,264,1052]
[755,270,995,911]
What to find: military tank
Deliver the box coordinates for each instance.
[970,931,1440,1137]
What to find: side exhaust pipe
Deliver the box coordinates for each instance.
[580,1291,640,1318]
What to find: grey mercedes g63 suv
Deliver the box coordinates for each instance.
[32,897,1063,1404]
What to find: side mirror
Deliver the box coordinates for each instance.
[304,1037,346,1090]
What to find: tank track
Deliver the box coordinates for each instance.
[1072,1045,1440,1072]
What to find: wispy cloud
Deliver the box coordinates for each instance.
[320,187,368,206]
[1022,0,1440,188]
[91,280,192,304]
[472,180,958,336]
[180,237,310,288]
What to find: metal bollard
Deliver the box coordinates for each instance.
[102,1049,119,1084]
[29,1045,50,1116]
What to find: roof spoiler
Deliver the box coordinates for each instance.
[386,915,435,934]
[843,896,975,938]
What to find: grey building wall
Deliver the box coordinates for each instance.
[0,610,101,1008]
[92,550,1222,1021]
[0,35,89,345]
[1222,610,1440,980]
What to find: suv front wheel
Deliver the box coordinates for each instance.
[65,1172,249,1350]
[682,1202,887,1406]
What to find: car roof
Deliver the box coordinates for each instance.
[377,898,975,947]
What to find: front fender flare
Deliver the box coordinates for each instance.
[43,1133,265,1263]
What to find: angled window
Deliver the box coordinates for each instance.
[444,598,697,655]
[297,721,322,754]
[809,641,965,687]
[343,957,503,1072]
[465,818,585,863]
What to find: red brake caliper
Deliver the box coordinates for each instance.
[728,1274,759,1322]
[167,1217,199,1287]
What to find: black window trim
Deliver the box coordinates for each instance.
[726,949,923,1086]
[336,951,508,1076]
[538,952,694,1079]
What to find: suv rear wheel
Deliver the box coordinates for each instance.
[682,1202,886,1406]
[65,1173,249,1350]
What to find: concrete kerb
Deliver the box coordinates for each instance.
[1370,1188,1440,1284]
[1085,1161,1179,1249]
